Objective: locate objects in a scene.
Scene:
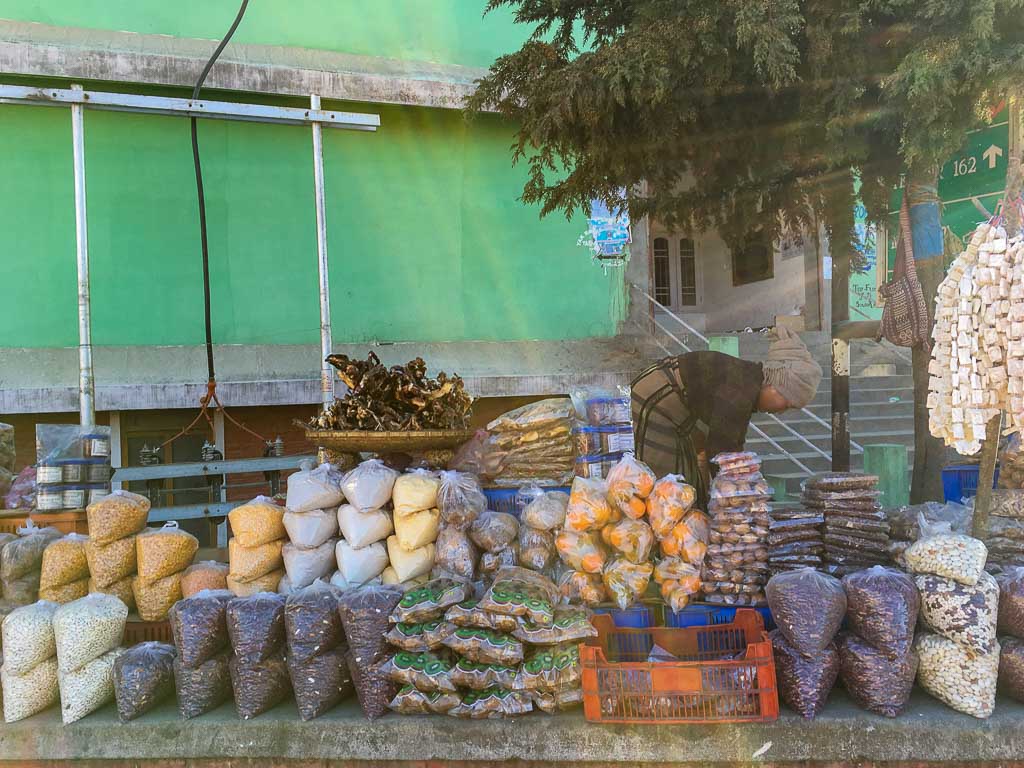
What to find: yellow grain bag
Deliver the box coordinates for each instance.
[84,535,137,589]
[386,536,435,582]
[228,496,286,548]
[86,490,150,546]
[40,534,90,589]
[89,574,135,611]
[136,522,198,585]
[393,471,441,515]
[132,572,182,622]
[39,577,90,605]
[229,537,284,583]
[394,508,440,552]
[228,568,284,597]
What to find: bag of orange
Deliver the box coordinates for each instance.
[603,558,654,611]
[647,474,697,539]
[565,478,613,532]
[659,510,710,564]
[654,558,702,612]
[605,454,656,519]
[555,530,608,574]
[600,518,655,564]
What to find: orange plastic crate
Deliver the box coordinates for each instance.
[0,511,88,536]
[581,608,778,724]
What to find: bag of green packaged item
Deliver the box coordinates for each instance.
[513,606,597,645]
[448,687,533,719]
[444,599,520,633]
[514,644,582,692]
[384,619,453,652]
[479,566,558,626]
[531,686,583,714]
[449,657,518,690]
[381,650,457,693]
[389,685,461,715]
[391,578,471,624]
[442,626,524,666]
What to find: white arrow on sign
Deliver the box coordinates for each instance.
[983,144,1004,169]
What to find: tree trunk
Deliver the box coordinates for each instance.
[907,169,947,504]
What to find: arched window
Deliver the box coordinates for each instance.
[679,238,696,306]
[653,237,670,305]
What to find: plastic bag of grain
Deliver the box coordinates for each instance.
[136,522,198,585]
[904,516,988,585]
[394,507,441,551]
[767,568,847,655]
[1,523,62,581]
[437,470,487,528]
[39,533,90,590]
[113,641,177,721]
[287,461,345,513]
[288,645,353,720]
[229,537,285,583]
[916,632,999,718]
[842,566,920,659]
[174,651,233,719]
[230,653,291,719]
[180,560,229,597]
[59,646,124,724]
[53,593,128,673]
[338,585,404,664]
[347,651,394,720]
[227,592,286,665]
[2,600,58,674]
[283,539,337,590]
[335,539,388,585]
[283,508,338,549]
[837,632,917,717]
[86,490,150,546]
[228,496,286,548]
[386,537,434,583]
[227,569,284,598]
[1,656,59,722]
[168,589,233,669]
[337,505,393,549]
[39,577,89,604]
[133,572,183,622]
[284,580,345,663]
[771,630,838,719]
[84,535,137,589]
[341,460,399,512]
[2,572,40,606]
[89,574,134,611]
[916,571,998,654]
[393,470,441,515]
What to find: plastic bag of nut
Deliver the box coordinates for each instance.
[837,632,917,717]
[916,570,999,654]
[346,651,395,720]
[916,632,999,718]
[112,641,177,722]
[230,653,292,719]
[998,636,1024,703]
[997,566,1024,637]
[770,630,838,719]
[288,645,353,720]
[285,580,345,663]
[842,567,919,659]
[168,589,233,669]
[174,650,233,719]
[766,568,846,655]
[338,585,405,665]
[904,516,988,585]
[226,592,286,665]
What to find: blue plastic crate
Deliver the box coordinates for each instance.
[592,604,655,658]
[482,486,571,517]
[941,464,999,502]
[665,603,775,631]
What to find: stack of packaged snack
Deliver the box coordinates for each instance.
[767,474,824,576]
[486,399,576,487]
[572,387,635,481]
[281,461,343,594]
[383,568,592,718]
[702,453,771,606]
[334,459,398,591]
[133,521,198,620]
[85,490,150,610]
[802,474,889,576]
[2,522,62,606]
[227,497,288,597]
[432,471,486,582]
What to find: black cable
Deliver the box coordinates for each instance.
[191,0,250,383]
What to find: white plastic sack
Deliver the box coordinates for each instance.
[1,600,58,675]
[335,540,388,586]
[59,647,124,724]
[283,508,338,549]
[393,470,441,515]
[386,536,434,583]
[394,508,440,552]
[53,593,128,673]
[283,539,338,591]
[337,504,394,549]
[286,462,345,513]
[277,572,296,596]
[2,656,59,722]
[341,459,398,512]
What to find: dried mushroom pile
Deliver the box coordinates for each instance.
[309,353,471,431]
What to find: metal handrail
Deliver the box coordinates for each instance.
[634,320,815,476]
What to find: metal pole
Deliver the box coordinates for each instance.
[71,84,95,427]
[311,94,333,411]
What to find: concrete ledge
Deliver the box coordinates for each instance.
[1,693,1023,764]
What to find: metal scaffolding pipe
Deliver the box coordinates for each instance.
[311,94,333,411]
[71,84,95,427]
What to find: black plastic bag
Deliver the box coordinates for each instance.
[842,566,919,659]
[287,645,353,721]
[113,641,177,722]
[285,580,345,663]
[227,592,286,665]
[770,630,838,719]
[174,651,233,719]
[766,568,846,654]
[338,585,405,665]
[168,589,233,669]
[347,650,395,720]
[229,653,292,719]
[837,632,917,717]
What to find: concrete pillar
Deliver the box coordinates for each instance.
[863,443,910,508]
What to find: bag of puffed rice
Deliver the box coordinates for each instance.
[53,593,128,673]
[59,647,125,724]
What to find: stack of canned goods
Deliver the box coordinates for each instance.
[35,432,112,511]
[573,393,635,479]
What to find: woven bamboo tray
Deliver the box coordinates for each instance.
[304,428,475,452]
